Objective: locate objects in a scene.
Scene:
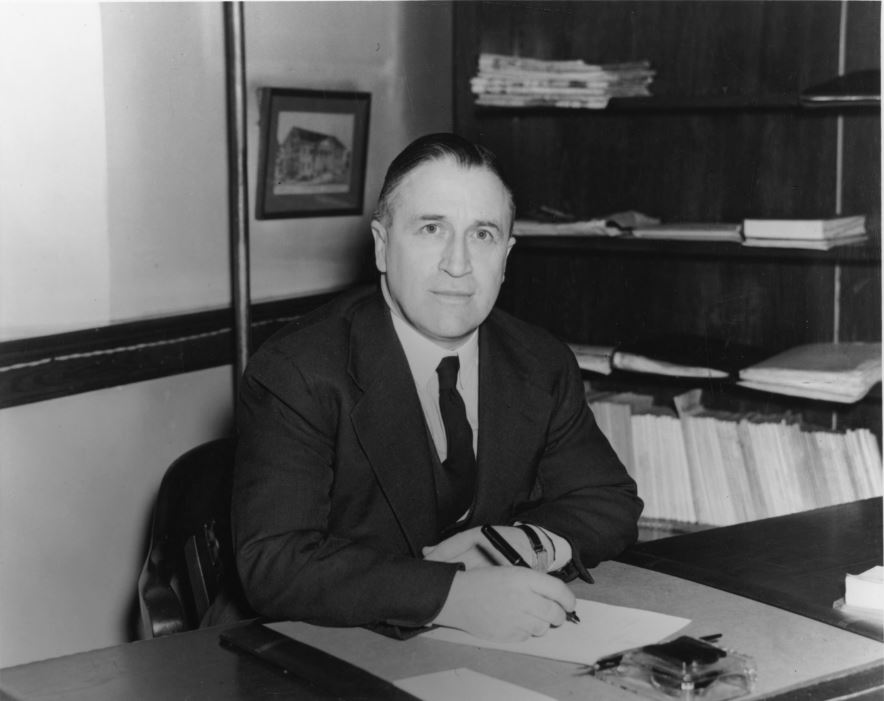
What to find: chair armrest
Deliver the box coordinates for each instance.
[138,551,188,638]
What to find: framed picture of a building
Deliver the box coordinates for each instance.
[256,88,371,219]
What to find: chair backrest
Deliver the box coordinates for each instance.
[138,437,249,637]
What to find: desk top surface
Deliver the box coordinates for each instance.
[620,497,884,640]
[2,560,881,701]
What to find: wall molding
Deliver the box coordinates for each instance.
[0,291,339,410]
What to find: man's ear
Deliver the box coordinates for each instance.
[370,219,388,273]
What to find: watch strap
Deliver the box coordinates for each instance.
[516,524,549,571]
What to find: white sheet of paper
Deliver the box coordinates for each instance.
[395,667,556,701]
[422,599,690,665]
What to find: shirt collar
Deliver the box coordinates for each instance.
[381,276,479,387]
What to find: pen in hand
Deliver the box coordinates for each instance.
[480,524,580,624]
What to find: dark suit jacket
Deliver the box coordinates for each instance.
[232,285,642,630]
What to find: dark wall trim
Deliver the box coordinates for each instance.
[0,291,340,410]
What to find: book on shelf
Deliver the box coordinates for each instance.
[738,342,882,403]
[741,234,868,250]
[611,336,767,380]
[631,222,743,243]
[586,385,883,528]
[742,216,866,241]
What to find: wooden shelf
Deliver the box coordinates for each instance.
[476,94,882,114]
[512,235,880,263]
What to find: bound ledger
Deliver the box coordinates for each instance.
[738,342,882,403]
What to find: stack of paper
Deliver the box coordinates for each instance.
[471,53,655,109]
[742,216,867,250]
[568,343,615,375]
[845,566,884,611]
[513,219,621,237]
[738,342,882,403]
[586,384,883,526]
[422,599,689,666]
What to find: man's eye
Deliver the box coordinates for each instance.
[475,229,495,241]
[422,223,439,234]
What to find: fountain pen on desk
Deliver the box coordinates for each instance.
[480,524,581,624]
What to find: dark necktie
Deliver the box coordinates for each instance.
[435,355,477,530]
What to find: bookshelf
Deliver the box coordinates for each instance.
[453,1,882,537]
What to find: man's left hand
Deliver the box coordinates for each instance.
[422,526,534,570]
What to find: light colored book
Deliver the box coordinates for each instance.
[743,216,865,241]
[741,234,868,250]
[738,342,882,403]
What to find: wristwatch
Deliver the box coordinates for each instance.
[517,524,549,572]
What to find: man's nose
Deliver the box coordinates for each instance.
[439,234,472,276]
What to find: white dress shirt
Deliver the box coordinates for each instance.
[381,278,572,571]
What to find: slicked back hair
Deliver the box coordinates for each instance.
[372,133,515,233]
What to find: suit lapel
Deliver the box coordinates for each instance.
[348,293,440,553]
[470,316,553,526]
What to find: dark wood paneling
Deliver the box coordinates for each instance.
[0,292,339,409]
[498,247,855,350]
[455,0,881,363]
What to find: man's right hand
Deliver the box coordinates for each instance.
[432,566,576,642]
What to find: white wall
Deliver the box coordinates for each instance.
[0,4,111,339]
[0,368,234,666]
[0,1,452,667]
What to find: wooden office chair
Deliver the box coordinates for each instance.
[138,437,250,638]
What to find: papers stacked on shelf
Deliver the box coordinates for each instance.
[586,386,883,526]
[611,336,767,380]
[568,343,615,375]
[631,222,743,243]
[738,342,882,403]
[514,210,660,237]
[742,216,867,250]
[514,219,621,237]
[472,53,655,109]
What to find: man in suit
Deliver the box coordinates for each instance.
[232,133,642,642]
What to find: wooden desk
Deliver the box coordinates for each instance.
[2,561,881,701]
[620,498,884,641]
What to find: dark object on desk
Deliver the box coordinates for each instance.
[138,437,251,637]
[619,498,884,641]
[219,621,420,700]
[595,635,755,701]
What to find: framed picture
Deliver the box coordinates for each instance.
[255,88,371,219]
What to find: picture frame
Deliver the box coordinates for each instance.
[255,88,371,219]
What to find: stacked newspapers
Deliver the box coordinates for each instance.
[472,53,655,109]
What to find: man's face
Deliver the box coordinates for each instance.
[371,157,515,349]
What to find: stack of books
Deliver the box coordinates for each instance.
[471,53,655,109]
[738,343,882,403]
[742,216,867,250]
[586,387,883,527]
